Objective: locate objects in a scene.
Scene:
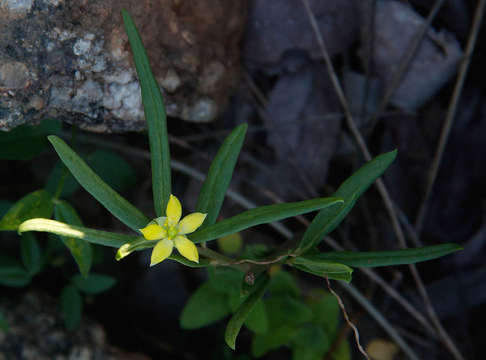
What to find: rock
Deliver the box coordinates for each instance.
[0,0,247,132]
[361,1,463,110]
[0,291,150,359]
[244,0,359,65]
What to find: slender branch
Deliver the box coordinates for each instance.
[414,0,486,234]
[323,236,437,337]
[326,277,370,359]
[300,1,464,359]
[339,281,421,360]
[367,0,446,132]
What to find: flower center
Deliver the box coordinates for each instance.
[163,220,179,240]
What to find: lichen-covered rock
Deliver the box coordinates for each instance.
[0,0,247,132]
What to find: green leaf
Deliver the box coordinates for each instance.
[251,296,315,357]
[292,260,353,283]
[168,254,211,268]
[292,346,322,360]
[268,270,301,298]
[115,237,153,260]
[306,290,339,337]
[252,325,298,358]
[47,136,149,232]
[54,201,93,277]
[0,119,61,160]
[0,309,8,331]
[298,150,397,253]
[292,323,330,355]
[225,274,269,349]
[208,267,244,294]
[266,296,314,328]
[71,273,116,294]
[333,339,351,360]
[45,161,80,197]
[300,243,462,268]
[88,150,137,193]
[217,232,243,255]
[190,197,343,244]
[0,190,54,231]
[180,282,231,329]
[19,218,138,248]
[0,266,31,287]
[245,299,268,335]
[0,201,13,218]
[196,124,247,227]
[60,285,82,331]
[20,233,43,276]
[122,10,171,216]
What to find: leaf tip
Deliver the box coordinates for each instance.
[225,335,236,350]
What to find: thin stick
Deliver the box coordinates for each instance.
[300,1,464,358]
[339,281,421,360]
[323,236,437,337]
[67,130,433,354]
[367,0,446,132]
[325,277,370,359]
[414,0,486,234]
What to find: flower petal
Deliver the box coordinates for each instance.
[174,236,199,263]
[178,212,207,234]
[150,239,174,266]
[154,216,167,226]
[166,194,182,224]
[140,224,166,240]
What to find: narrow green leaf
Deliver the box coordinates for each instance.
[169,254,211,268]
[190,197,343,244]
[60,285,82,331]
[180,282,231,329]
[300,243,462,268]
[0,190,53,231]
[298,150,397,253]
[71,273,116,294]
[122,10,171,215]
[196,124,248,227]
[116,237,153,261]
[54,201,93,277]
[20,233,43,276]
[0,266,31,287]
[19,218,138,248]
[225,274,269,349]
[47,136,149,231]
[292,261,353,283]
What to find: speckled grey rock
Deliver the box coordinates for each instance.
[0,291,149,360]
[0,0,247,132]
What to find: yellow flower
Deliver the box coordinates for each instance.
[139,194,206,266]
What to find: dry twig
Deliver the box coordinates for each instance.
[300,0,464,358]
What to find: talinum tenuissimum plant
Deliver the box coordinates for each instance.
[9,10,461,353]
